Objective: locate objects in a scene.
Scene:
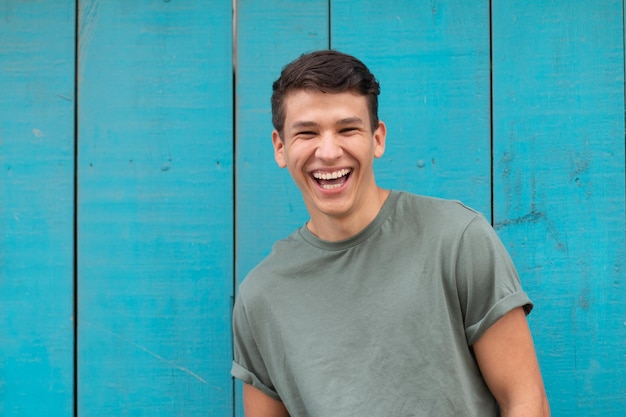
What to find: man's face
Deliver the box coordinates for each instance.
[272,90,386,226]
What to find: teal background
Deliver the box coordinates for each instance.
[1,1,624,416]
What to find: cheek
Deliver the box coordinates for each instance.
[281,150,302,175]
[286,143,313,167]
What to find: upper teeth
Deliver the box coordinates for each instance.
[313,169,350,180]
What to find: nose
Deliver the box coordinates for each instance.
[315,132,343,161]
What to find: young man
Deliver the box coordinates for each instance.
[231,50,549,417]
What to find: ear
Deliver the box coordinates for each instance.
[272,130,287,168]
[373,121,387,158]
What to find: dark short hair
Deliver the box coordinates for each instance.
[271,50,380,137]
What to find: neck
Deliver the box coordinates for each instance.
[306,187,390,242]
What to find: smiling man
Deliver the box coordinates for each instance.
[231,50,550,417]
[272,88,387,241]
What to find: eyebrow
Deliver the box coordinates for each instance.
[336,117,365,126]
[290,117,365,130]
[291,121,319,129]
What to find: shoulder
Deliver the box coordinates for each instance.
[392,191,484,235]
[237,227,308,302]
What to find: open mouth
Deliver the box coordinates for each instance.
[312,168,352,190]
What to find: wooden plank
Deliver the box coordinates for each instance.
[492,1,626,415]
[0,1,76,416]
[77,1,233,415]
[234,1,329,414]
[331,0,492,216]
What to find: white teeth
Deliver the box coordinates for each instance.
[312,169,351,180]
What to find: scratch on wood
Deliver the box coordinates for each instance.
[83,321,210,386]
[78,0,99,76]
[495,210,568,253]
[124,338,208,384]
[494,210,544,228]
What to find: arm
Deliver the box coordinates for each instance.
[243,383,290,417]
[473,307,550,417]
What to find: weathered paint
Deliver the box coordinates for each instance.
[1,1,625,416]
[0,1,76,416]
[77,1,233,416]
[492,1,626,415]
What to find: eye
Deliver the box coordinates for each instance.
[339,127,359,135]
[295,131,317,139]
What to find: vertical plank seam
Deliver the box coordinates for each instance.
[73,0,79,416]
[622,0,626,205]
[488,0,495,226]
[231,1,238,416]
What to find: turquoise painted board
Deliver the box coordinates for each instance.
[1,0,624,414]
[331,0,492,216]
[0,1,75,416]
[235,2,329,414]
[77,1,233,415]
[492,1,626,415]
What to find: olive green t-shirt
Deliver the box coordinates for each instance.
[232,191,532,417]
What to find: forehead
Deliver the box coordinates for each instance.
[283,90,370,125]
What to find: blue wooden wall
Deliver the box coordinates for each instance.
[1,1,625,416]
[1,2,76,415]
